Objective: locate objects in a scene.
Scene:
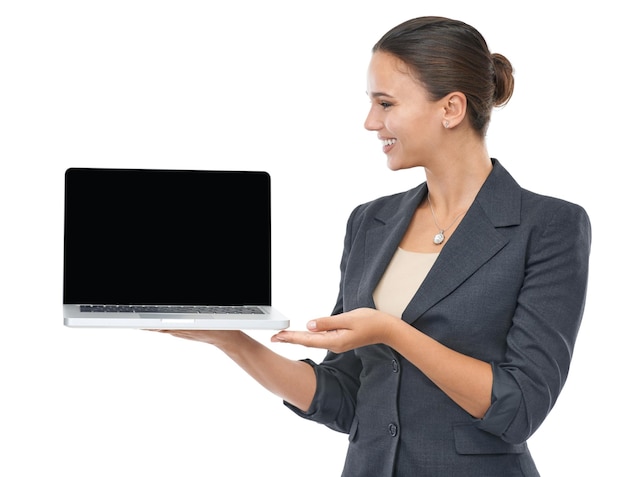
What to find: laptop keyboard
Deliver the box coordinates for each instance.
[79,305,265,314]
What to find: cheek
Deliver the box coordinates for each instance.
[389,108,423,135]
[398,112,438,146]
[384,115,406,137]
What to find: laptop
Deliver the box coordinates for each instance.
[63,168,289,330]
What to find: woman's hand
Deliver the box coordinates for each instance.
[273,308,493,418]
[271,308,396,353]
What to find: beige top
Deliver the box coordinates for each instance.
[373,248,439,318]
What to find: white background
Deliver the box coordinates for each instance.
[1,1,623,475]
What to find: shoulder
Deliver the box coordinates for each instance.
[519,190,592,256]
[519,187,590,232]
[521,184,587,210]
[480,159,590,232]
[488,161,592,253]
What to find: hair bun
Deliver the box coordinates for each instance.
[492,53,514,107]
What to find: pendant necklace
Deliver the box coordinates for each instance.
[427,194,467,245]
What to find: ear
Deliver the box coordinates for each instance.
[441,92,467,129]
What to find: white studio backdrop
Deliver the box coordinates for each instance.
[1,1,622,476]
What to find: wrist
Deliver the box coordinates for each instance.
[379,311,403,348]
[211,330,247,353]
[383,315,407,349]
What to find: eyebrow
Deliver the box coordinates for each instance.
[366,91,395,99]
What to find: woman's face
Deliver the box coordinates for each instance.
[365,51,443,171]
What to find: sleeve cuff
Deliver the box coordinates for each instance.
[476,364,522,436]
[282,358,355,434]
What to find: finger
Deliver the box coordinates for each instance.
[272,330,309,344]
[272,330,338,350]
[307,315,348,332]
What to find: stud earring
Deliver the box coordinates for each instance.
[443,120,450,129]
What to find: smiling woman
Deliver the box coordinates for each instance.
[371,17,514,134]
[158,16,591,477]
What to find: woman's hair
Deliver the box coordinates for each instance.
[373,16,514,135]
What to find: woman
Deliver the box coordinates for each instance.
[160,17,591,476]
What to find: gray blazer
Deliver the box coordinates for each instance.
[287,160,591,477]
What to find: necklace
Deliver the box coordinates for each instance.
[427,194,467,245]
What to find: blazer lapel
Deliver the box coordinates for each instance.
[352,160,521,324]
[402,160,521,325]
[357,184,427,308]
[401,202,508,324]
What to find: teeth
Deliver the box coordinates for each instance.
[382,139,396,146]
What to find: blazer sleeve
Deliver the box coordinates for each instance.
[284,205,363,433]
[477,201,592,444]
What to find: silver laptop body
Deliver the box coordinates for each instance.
[63,168,289,330]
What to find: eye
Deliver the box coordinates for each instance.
[380,101,393,110]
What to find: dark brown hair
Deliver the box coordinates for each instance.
[373,16,514,135]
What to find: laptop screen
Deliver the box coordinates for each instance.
[63,168,272,306]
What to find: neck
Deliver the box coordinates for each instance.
[423,144,492,218]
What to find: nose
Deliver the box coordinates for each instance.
[364,106,382,131]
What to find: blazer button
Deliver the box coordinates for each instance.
[388,423,398,437]
[391,359,399,373]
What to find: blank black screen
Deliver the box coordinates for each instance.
[63,168,271,306]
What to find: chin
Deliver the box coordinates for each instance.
[386,157,403,171]
[386,159,414,172]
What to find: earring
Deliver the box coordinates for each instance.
[443,120,450,129]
